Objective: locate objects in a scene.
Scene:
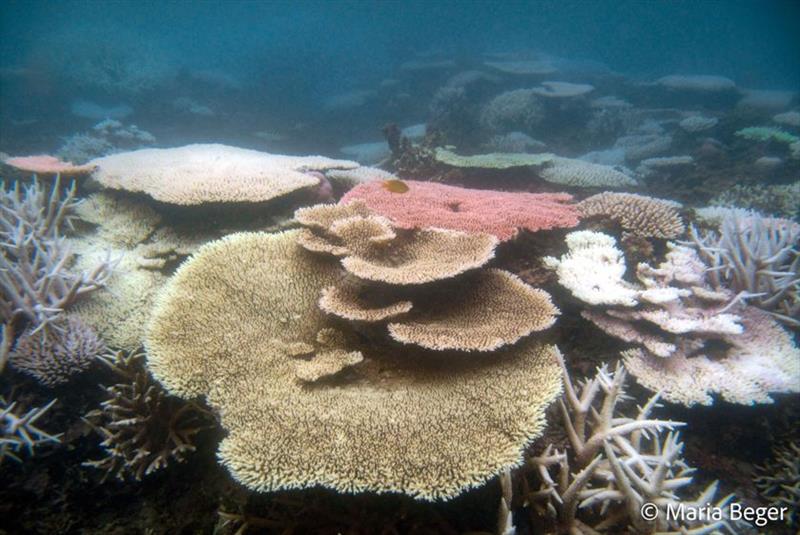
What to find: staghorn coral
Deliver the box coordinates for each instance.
[538,157,637,188]
[578,192,685,239]
[89,144,358,205]
[10,315,105,386]
[525,355,743,534]
[387,269,558,351]
[1,396,60,464]
[1,177,113,371]
[754,441,799,526]
[84,350,213,482]
[543,231,639,306]
[688,212,799,326]
[145,229,564,500]
[341,180,579,242]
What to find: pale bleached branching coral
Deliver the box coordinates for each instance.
[89,144,358,205]
[525,356,743,534]
[1,396,60,464]
[83,350,213,482]
[387,269,558,351]
[688,212,799,326]
[1,177,113,373]
[578,192,685,239]
[145,229,564,500]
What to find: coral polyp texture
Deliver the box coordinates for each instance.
[89,144,359,205]
[145,229,563,499]
[577,191,685,239]
[538,157,637,188]
[340,180,579,241]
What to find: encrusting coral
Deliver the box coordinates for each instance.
[1,395,60,464]
[89,144,359,205]
[577,192,685,239]
[687,212,800,327]
[547,231,800,406]
[1,177,112,377]
[341,179,579,241]
[145,229,564,500]
[83,350,213,482]
[525,356,744,534]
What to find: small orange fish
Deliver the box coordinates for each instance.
[382,179,409,193]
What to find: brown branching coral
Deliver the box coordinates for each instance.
[754,441,799,527]
[578,192,685,239]
[145,229,564,499]
[10,315,105,386]
[1,395,60,464]
[83,350,214,482]
[525,355,744,534]
[1,177,113,375]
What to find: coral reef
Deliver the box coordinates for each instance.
[577,192,685,239]
[480,89,545,133]
[10,315,105,386]
[89,144,359,205]
[3,155,95,175]
[1,177,112,374]
[539,157,637,188]
[84,350,213,482]
[710,182,800,221]
[525,355,743,534]
[1,396,60,463]
[688,212,800,326]
[145,229,563,499]
[57,119,157,164]
[754,441,799,527]
[434,147,554,169]
[341,179,579,241]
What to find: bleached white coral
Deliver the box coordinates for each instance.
[543,231,639,306]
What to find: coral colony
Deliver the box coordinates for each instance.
[1,41,799,535]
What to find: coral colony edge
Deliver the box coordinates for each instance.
[1,5,799,534]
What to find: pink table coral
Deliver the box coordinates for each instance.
[4,155,95,175]
[340,180,579,241]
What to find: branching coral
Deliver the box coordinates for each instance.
[687,212,799,326]
[754,441,799,527]
[1,395,60,464]
[549,232,800,405]
[1,177,113,376]
[525,356,742,534]
[83,350,214,482]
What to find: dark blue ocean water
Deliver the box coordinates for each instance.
[1,0,798,152]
